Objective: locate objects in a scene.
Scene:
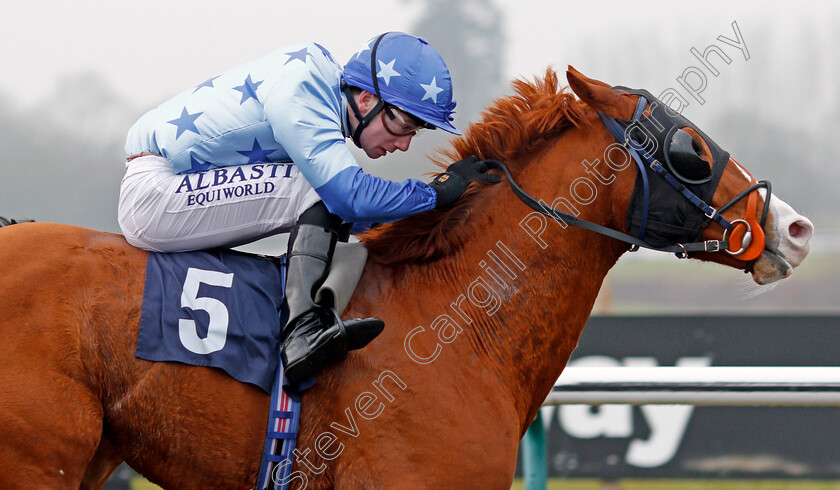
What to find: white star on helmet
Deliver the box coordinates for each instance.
[377,59,401,86]
[420,77,444,103]
[353,40,372,60]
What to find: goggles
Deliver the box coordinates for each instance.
[381,104,434,137]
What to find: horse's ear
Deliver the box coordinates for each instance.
[567,66,637,119]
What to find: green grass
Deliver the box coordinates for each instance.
[510,479,840,490]
[129,478,162,490]
[130,476,840,489]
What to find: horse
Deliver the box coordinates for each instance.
[0,67,813,489]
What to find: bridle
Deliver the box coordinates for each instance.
[485,90,771,273]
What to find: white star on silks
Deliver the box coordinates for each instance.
[420,77,444,103]
[352,40,372,60]
[376,59,401,86]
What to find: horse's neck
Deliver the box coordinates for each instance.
[458,221,622,424]
[354,197,625,429]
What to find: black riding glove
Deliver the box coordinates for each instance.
[429,156,501,209]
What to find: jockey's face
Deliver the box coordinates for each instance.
[352,91,415,159]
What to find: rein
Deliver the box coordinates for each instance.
[485,159,728,256]
[484,95,772,272]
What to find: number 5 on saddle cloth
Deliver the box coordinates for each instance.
[135,243,368,489]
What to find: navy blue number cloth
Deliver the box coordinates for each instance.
[136,249,284,392]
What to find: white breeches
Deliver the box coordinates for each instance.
[118,155,321,252]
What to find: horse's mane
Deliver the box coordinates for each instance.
[361,68,589,265]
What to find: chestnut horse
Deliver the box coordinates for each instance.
[0,68,813,489]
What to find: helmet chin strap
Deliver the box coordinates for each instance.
[342,82,384,149]
[344,32,389,149]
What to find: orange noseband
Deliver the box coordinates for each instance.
[723,184,766,261]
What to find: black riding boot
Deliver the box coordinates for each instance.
[280,223,384,386]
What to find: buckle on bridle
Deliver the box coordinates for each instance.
[674,243,688,259]
[705,208,719,221]
[704,240,722,252]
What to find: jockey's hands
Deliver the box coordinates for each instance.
[430,156,501,209]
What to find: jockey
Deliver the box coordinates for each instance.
[119,32,499,386]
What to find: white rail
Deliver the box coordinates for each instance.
[544,366,840,406]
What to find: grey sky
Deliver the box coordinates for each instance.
[1,0,835,115]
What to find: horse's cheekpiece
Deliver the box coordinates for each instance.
[602,86,770,271]
[607,87,730,248]
[487,86,770,273]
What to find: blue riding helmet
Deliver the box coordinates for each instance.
[343,32,461,143]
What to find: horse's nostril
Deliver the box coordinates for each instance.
[789,220,812,241]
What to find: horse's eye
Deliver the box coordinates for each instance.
[666,129,712,184]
